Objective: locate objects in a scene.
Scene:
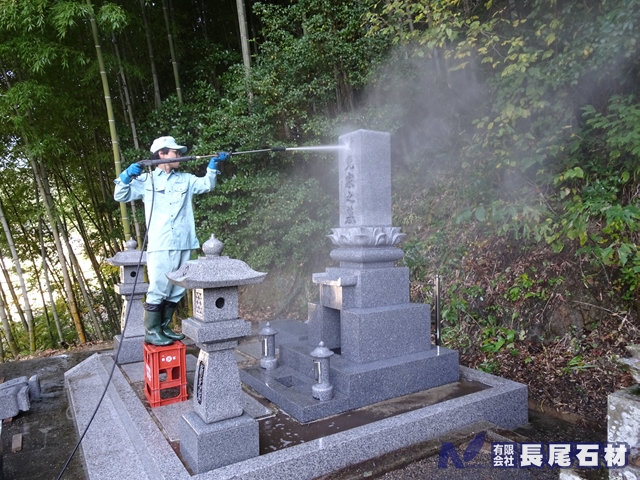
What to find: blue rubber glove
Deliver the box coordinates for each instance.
[208,152,230,171]
[119,163,143,184]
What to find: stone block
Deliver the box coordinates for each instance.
[244,336,460,423]
[192,287,238,322]
[28,375,41,401]
[0,384,30,420]
[317,283,356,311]
[329,246,405,267]
[274,340,458,404]
[0,376,37,415]
[118,297,146,337]
[308,303,341,350]
[192,348,244,423]
[0,376,28,391]
[323,266,410,309]
[340,303,431,364]
[113,334,144,364]
[338,130,392,227]
[332,346,459,403]
[113,286,146,365]
[180,411,259,474]
[114,282,148,298]
[182,317,251,344]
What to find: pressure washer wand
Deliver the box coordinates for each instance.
[137,153,221,167]
[136,148,287,166]
[229,147,287,156]
[230,145,345,155]
[137,145,345,166]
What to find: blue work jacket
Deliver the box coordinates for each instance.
[114,167,217,252]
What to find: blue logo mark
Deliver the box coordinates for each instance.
[439,432,486,469]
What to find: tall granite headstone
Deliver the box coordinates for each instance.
[309,129,429,363]
[241,129,460,422]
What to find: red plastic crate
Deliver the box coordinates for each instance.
[143,341,188,408]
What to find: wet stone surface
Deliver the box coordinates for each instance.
[0,347,611,480]
[258,379,489,454]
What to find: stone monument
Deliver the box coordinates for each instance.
[108,238,148,364]
[241,129,460,422]
[165,235,266,474]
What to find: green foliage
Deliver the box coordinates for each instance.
[561,355,596,374]
[252,0,388,127]
[477,359,499,373]
[368,0,640,303]
[480,325,518,353]
[534,94,640,300]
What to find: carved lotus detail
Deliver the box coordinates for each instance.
[327,227,406,246]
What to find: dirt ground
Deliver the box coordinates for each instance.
[0,343,109,480]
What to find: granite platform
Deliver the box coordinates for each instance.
[65,337,528,480]
[241,339,459,423]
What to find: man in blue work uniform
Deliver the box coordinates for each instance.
[114,136,229,346]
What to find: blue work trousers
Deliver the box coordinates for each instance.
[146,250,191,305]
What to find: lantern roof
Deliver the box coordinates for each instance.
[107,238,147,266]
[166,235,266,289]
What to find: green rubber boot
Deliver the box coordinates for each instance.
[144,305,174,346]
[161,301,185,341]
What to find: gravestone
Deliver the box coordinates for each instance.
[241,129,460,422]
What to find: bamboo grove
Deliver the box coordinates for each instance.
[0,0,638,359]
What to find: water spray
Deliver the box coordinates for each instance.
[136,145,347,166]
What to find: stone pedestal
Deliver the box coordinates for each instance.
[180,411,259,474]
[108,239,148,364]
[166,235,266,473]
[191,344,244,423]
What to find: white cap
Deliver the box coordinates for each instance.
[150,136,188,154]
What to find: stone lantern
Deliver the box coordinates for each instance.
[107,238,148,364]
[259,322,278,370]
[166,234,266,474]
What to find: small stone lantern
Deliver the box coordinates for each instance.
[166,234,266,474]
[260,322,278,370]
[310,341,334,401]
[107,238,148,364]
